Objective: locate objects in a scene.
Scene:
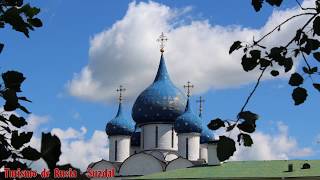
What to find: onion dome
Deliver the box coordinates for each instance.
[131,128,141,147]
[132,54,187,125]
[174,99,202,134]
[106,89,135,136]
[200,122,216,144]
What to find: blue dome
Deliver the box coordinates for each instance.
[106,103,135,136]
[132,54,187,125]
[200,119,216,144]
[174,99,202,134]
[131,129,141,146]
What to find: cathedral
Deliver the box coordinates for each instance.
[87,33,221,177]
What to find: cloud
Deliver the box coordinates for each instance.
[23,115,108,172]
[67,0,314,102]
[231,122,314,161]
[54,129,108,171]
[23,114,49,132]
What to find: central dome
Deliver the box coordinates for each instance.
[132,54,187,125]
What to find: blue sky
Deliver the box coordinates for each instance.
[1,0,319,169]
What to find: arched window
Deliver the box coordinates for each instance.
[171,127,174,148]
[155,126,158,148]
[186,138,189,159]
[115,140,118,161]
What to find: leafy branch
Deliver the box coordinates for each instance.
[208,0,320,162]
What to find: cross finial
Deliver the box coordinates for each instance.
[116,85,126,103]
[183,81,194,98]
[157,32,168,54]
[196,96,205,117]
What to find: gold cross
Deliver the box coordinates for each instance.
[183,81,194,97]
[116,85,126,103]
[196,96,205,117]
[157,32,168,53]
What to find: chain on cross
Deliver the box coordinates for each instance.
[157,32,168,53]
[116,85,126,103]
[184,81,194,98]
[196,96,205,117]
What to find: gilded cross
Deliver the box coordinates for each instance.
[196,96,205,117]
[184,81,194,98]
[157,32,168,53]
[116,85,126,103]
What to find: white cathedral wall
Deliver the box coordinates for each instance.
[207,142,221,165]
[109,135,131,162]
[177,133,200,161]
[165,157,194,171]
[119,153,164,176]
[130,146,140,155]
[141,123,178,151]
[199,143,208,163]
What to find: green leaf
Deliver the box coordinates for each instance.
[252,0,264,12]
[270,70,279,76]
[2,71,26,92]
[250,50,261,60]
[238,111,259,122]
[9,114,27,128]
[283,57,293,72]
[19,105,31,114]
[237,120,256,133]
[207,118,225,130]
[217,136,236,161]
[259,58,271,68]
[229,41,242,54]
[0,43,4,53]
[266,0,283,6]
[313,52,320,62]
[288,73,304,86]
[27,18,42,27]
[11,131,33,150]
[20,4,41,18]
[237,133,254,147]
[18,96,32,102]
[21,146,41,161]
[41,133,62,170]
[3,89,19,111]
[0,144,11,160]
[313,16,320,36]
[313,83,320,92]
[292,87,308,105]
[241,55,258,72]
[3,7,30,37]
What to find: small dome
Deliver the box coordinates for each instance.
[132,54,187,125]
[200,123,215,144]
[174,99,202,134]
[106,103,135,136]
[131,129,141,146]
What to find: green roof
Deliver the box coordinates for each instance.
[133,160,320,179]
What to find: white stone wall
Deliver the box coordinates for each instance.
[141,123,177,151]
[166,157,194,171]
[208,143,221,165]
[130,146,140,155]
[87,160,117,179]
[119,153,164,176]
[200,143,208,163]
[109,135,131,162]
[178,133,200,161]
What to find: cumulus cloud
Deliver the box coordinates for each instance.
[24,115,108,172]
[67,0,314,102]
[231,122,313,161]
[54,129,108,171]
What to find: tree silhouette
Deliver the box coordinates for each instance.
[0,1,89,179]
[209,0,320,161]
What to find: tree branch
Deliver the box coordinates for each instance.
[253,12,316,47]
